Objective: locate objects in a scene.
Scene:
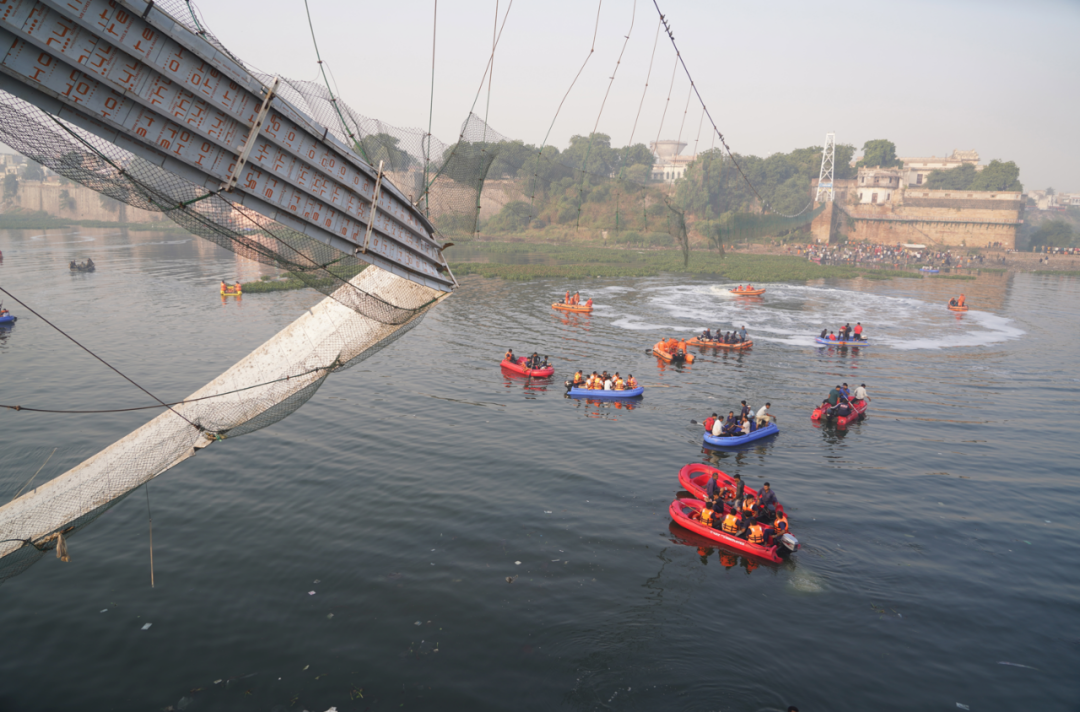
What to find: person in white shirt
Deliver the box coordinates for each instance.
[755,402,776,427]
[853,384,868,402]
[740,416,753,435]
[711,414,726,437]
[603,377,613,390]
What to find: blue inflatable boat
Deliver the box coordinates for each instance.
[567,386,644,399]
[815,337,870,346]
[0,314,16,325]
[702,421,779,448]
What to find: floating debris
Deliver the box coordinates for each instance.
[141,623,152,631]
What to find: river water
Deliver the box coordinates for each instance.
[0,227,1077,711]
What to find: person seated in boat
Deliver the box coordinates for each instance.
[740,416,753,435]
[736,285,744,292]
[601,375,613,390]
[87,257,95,269]
[820,328,828,339]
[504,348,515,362]
[711,414,727,437]
[701,328,712,342]
[585,372,598,389]
[703,412,718,434]
[757,482,778,515]
[627,374,637,389]
[720,509,747,539]
[739,401,751,420]
[957,293,965,307]
[772,510,790,538]
[755,403,775,428]
[613,373,625,390]
[572,370,584,387]
[720,418,742,438]
[828,331,837,341]
[949,297,957,307]
[530,352,542,368]
[233,280,240,291]
[840,382,852,399]
[698,504,719,528]
[835,400,852,419]
[746,520,773,547]
[741,494,760,519]
[541,355,550,369]
[853,322,864,340]
[584,298,593,308]
[853,383,869,403]
[704,471,724,507]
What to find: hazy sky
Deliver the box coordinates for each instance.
[114,1,1080,191]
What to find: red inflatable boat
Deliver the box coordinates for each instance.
[501,356,554,378]
[669,498,795,563]
[677,463,762,502]
[811,398,868,428]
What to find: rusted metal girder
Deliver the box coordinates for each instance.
[0,0,453,291]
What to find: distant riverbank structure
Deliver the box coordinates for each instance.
[650,140,695,184]
[810,146,1022,248]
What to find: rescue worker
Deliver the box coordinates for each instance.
[721,509,747,539]
[698,505,718,528]
[584,298,593,308]
[572,370,585,386]
[565,290,571,304]
[741,494,759,519]
[828,331,837,341]
[703,413,719,434]
[614,373,625,390]
[958,293,965,307]
[747,520,770,546]
[572,291,580,305]
[739,325,748,341]
[772,510,790,538]
[853,322,864,340]
[704,472,723,507]
[627,374,638,389]
[728,473,745,509]
[819,328,828,339]
[757,482,778,515]
[504,348,515,362]
[702,328,713,341]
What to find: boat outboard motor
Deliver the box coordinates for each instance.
[779,533,799,552]
[564,380,573,392]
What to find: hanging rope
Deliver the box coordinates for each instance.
[576,0,636,227]
[527,0,603,217]
[423,0,438,217]
[0,287,199,430]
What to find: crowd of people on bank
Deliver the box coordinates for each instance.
[702,401,776,439]
[570,369,637,391]
[819,322,865,342]
[791,243,989,270]
[695,473,789,547]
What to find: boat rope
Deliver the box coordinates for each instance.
[145,483,155,588]
[423,0,438,217]
[0,287,199,430]
[0,365,330,414]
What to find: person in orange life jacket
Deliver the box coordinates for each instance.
[703,413,719,434]
[572,370,584,386]
[853,322,864,340]
[234,281,240,292]
[958,293,965,307]
[584,298,593,307]
[627,374,637,388]
[613,373,625,390]
[747,520,773,545]
[698,505,718,527]
[772,510,790,537]
[741,494,760,519]
[721,509,748,538]
[828,331,837,341]
[504,348,515,362]
[572,291,580,305]
[565,290,570,304]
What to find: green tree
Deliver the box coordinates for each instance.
[925,164,977,190]
[485,201,533,234]
[360,133,412,172]
[857,139,900,168]
[1028,219,1072,248]
[3,173,18,200]
[970,160,1022,192]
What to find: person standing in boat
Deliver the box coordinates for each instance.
[757,482,779,516]
[86,257,95,270]
[819,328,828,339]
[565,290,571,304]
[739,325,748,341]
[853,322,864,341]
[572,291,580,305]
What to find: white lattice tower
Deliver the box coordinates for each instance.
[815,133,836,202]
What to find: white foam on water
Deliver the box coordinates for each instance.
[610,282,1024,350]
[788,570,825,594]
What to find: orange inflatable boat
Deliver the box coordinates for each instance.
[653,339,694,363]
[552,302,593,313]
[730,287,766,296]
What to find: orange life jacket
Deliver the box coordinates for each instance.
[773,514,789,534]
[628,378,637,388]
[505,351,514,361]
[741,498,757,515]
[748,523,766,544]
[585,299,593,307]
[614,378,625,390]
[721,513,741,534]
[573,371,584,384]
[699,508,716,526]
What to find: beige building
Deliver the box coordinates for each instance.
[899,149,981,187]
[650,140,695,184]
[855,167,903,204]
